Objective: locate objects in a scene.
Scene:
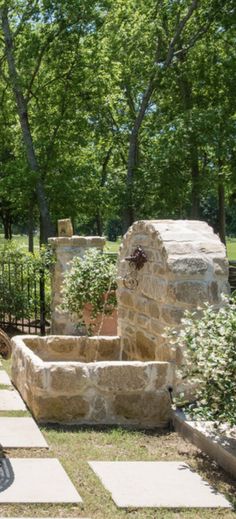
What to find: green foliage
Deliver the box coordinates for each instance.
[172,299,236,426]
[0,243,54,322]
[0,0,235,236]
[62,248,117,333]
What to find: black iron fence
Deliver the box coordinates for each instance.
[229,261,236,293]
[0,257,50,336]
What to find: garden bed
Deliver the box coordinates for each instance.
[173,409,236,479]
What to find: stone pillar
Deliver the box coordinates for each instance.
[117,220,230,363]
[49,234,105,334]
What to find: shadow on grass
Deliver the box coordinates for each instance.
[191,449,236,510]
[41,422,173,437]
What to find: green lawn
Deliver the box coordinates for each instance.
[0,233,235,257]
[226,238,236,261]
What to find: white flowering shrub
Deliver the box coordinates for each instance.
[172,297,236,426]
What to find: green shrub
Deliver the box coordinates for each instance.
[62,248,117,333]
[171,297,236,426]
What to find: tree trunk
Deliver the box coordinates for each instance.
[218,159,226,244]
[123,128,138,233]
[2,208,12,240]
[123,82,155,233]
[0,5,55,243]
[95,212,103,236]
[28,198,34,253]
[190,141,200,219]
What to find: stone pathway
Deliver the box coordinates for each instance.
[0,390,26,411]
[0,417,48,448]
[0,362,232,513]
[89,461,231,508]
[0,458,82,503]
[0,364,82,507]
[0,371,11,386]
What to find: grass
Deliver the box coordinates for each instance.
[0,234,235,259]
[0,357,235,519]
[226,238,236,261]
[0,234,121,254]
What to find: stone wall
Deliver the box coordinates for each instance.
[117,220,229,363]
[49,236,105,334]
[11,335,174,428]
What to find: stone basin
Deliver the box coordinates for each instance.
[11,335,174,428]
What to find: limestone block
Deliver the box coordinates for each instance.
[167,256,209,276]
[32,395,89,422]
[140,276,167,301]
[119,289,134,308]
[154,342,175,362]
[93,362,149,392]
[132,234,151,247]
[213,257,229,275]
[161,305,184,325]
[136,313,150,330]
[147,362,174,390]
[167,281,209,305]
[49,365,88,393]
[134,296,149,315]
[209,281,219,303]
[85,337,121,362]
[152,263,165,275]
[114,390,171,427]
[58,219,73,237]
[148,302,160,319]
[136,331,156,360]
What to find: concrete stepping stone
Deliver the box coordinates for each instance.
[0,458,82,503]
[89,461,231,508]
[0,372,11,386]
[0,390,26,411]
[0,418,48,448]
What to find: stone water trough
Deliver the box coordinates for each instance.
[11,220,229,428]
[11,335,174,427]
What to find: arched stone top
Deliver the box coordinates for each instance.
[117,220,229,363]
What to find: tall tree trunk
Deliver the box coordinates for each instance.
[28,198,35,253]
[218,160,226,244]
[95,212,103,236]
[190,138,200,219]
[2,208,12,240]
[123,83,155,233]
[0,5,55,243]
[123,0,199,233]
[178,71,200,219]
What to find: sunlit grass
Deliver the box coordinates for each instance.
[226,238,236,261]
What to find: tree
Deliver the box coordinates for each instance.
[0,2,55,243]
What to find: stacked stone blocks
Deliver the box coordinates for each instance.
[118,220,229,363]
[11,335,174,428]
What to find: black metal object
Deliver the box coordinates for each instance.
[125,246,147,270]
[229,261,236,293]
[0,259,49,335]
[123,246,147,290]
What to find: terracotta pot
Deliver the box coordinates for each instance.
[83,304,118,336]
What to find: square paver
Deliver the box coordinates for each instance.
[0,458,82,503]
[0,371,11,386]
[89,461,231,508]
[0,390,26,411]
[0,418,48,448]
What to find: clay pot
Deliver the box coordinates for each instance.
[83,304,117,336]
